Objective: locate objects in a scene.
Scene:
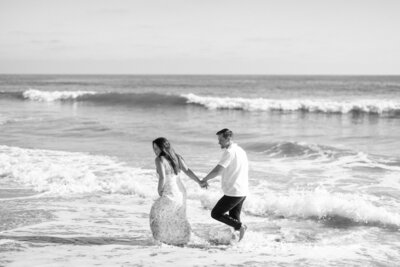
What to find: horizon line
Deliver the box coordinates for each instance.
[1,73,400,76]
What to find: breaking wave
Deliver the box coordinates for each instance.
[184,93,400,115]
[197,188,400,228]
[1,90,400,115]
[22,89,97,101]
[1,144,400,229]
[1,89,187,106]
[0,145,157,197]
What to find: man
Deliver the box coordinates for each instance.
[201,128,248,241]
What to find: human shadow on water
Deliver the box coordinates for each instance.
[0,235,155,246]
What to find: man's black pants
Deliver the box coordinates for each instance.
[211,195,246,231]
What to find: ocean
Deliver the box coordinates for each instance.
[0,74,399,266]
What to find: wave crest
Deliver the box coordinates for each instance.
[18,89,187,106]
[196,188,400,228]
[22,89,97,102]
[183,93,400,114]
[2,90,400,115]
[246,188,400,227]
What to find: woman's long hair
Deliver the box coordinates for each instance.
[152,137,180,175]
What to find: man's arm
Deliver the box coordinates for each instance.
[203,164,224,182]
[201,149,231,187]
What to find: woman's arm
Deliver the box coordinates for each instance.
[155,157,166,196]
[178,155,201,184]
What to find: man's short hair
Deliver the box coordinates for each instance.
[216,128,233,139]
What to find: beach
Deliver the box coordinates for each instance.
[1,75,400,266]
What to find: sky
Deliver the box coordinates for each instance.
[0,0,399,74]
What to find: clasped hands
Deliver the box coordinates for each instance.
[198,179,209,189]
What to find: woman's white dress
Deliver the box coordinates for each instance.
[150,159,191,245]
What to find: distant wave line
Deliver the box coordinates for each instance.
[1,90,400,115]
[183,93,400,114]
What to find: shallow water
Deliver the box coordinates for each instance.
[1,75,400,266]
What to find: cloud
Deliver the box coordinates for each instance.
[7,30,29,35]
[90,8,131,15]
[31,39,62,44]
[244,37,294,43]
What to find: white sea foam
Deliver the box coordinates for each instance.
[2,144,399,229]
[0,145,156,197]
[207,226,235,245]
[183,93,400,114]
[246,188,400,227]
[22,89,96,102]
[193,187,400,227]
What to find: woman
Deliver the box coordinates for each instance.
[150,137,202,245]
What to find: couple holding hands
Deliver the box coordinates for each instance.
[149,128,248,245]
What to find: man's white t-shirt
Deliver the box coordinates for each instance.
[218,142,248,197]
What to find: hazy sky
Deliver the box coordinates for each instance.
[0,0,399,74]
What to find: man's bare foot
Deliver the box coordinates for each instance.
[239,225,247,241]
